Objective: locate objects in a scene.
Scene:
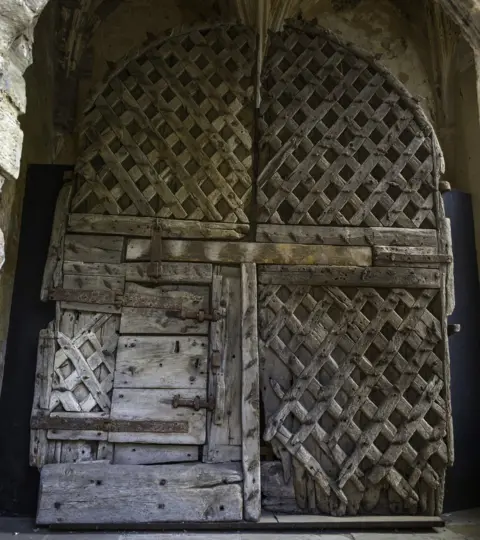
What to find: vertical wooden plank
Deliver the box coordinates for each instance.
[40,180,73,302]
[241,263,261,522]
[204,267,242,463]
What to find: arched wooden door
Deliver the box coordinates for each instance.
[30,23,453,525]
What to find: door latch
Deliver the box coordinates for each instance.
[165,309,225,322]
[172,394,215,411]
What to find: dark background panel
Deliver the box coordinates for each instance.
[0,165,70,516]
[444,190,480,512]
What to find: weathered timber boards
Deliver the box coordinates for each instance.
[241,263,261,522]
[115,336,208,389]
[258,266,442,288]
[37,463,243,524]
[32,413,189,435]
[373,246,450,267]
[126,239,372,266]
[204,267,242,463]
[257,225,438,247]
[113,444,199,465]
[64,235,124,263]
[120,308,210,335]
[261,462,299,514]
[41,182,73,302]
[110,389,206,444]
[125,262,213,283]
[68,214,249,239]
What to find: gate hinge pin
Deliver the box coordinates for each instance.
[172,394,215,411]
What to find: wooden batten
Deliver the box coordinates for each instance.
[126,239,372,266]
[257,224,438,247]
[373,246,451,267]
[258,265,442,288]
[241,263,261,521]
[68,214,250,240]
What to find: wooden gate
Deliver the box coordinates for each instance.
[31,22,453,524]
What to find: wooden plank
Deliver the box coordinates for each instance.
[261,462,299,514]
[123,283,209,310]
[115,336,207,389]
[63,261,125,277]
[113,444,199,465]
[126,239,372,266]
[63,274,125,292]
[256,224,438,247]
[241,263,261,522]
[64,235,124,263]
[59,302,121,315]
[69,214,249,240]
[258,266,442,288]
[47,430,107,441]
[110,389,206,445]
[41,181,73,301]
[373,246,450,267]
[32,413,189,435]
[120,308,209,335]
[204,267,242,463]
[37,463,243,524]
[125,262,212,284]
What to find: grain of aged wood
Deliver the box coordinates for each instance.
[257,225,438,248]
[373,246,450,267]
[204,267,242,463]
[241,263,261,522]
[37,463,243,524]
[113,444,199,465]
[69,214,249,239]
[258,266,442,288]
[110,389,206,445]
[115,336,208,389]
[126,239,372,266]
[64,235,124,263]
[125,262,212,284]
[41,182,73,302]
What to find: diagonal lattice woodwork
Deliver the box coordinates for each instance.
[258,24,438,229]
[259,281,448,516]
[51,313,119,413]
[72,25,255,222]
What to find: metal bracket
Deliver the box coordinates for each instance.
[172,394,215,411]
[147,220,163,279]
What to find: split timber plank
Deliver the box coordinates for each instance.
[63,261,125,277]
[64,235,124,263]
[120,308,210,335]
[114,336,208,389]
[109,389,206,445]
[113,444,199,465]
[257,224,438,247]
[37,463,243,524]
[126,239,372,266]
[68,214,249,240]
[241,263,261,522]
[258,266,442,288]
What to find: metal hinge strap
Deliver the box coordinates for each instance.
[147,219,163,279]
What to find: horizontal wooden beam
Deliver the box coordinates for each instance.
[373,246,451,267]
[68,214,249,239]
[256,224,438,247]
[31,414,188,434]
[258,266,442,288]
[126,239,372,266]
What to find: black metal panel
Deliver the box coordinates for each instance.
[0,165,70,517]
[444,190,480,512]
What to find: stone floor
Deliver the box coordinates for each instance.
[0,509,479,540]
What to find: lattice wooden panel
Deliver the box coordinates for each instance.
[258,25,438,229]
[72,25,255,222]
[51,312,119,413]
[259,282,449,516]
